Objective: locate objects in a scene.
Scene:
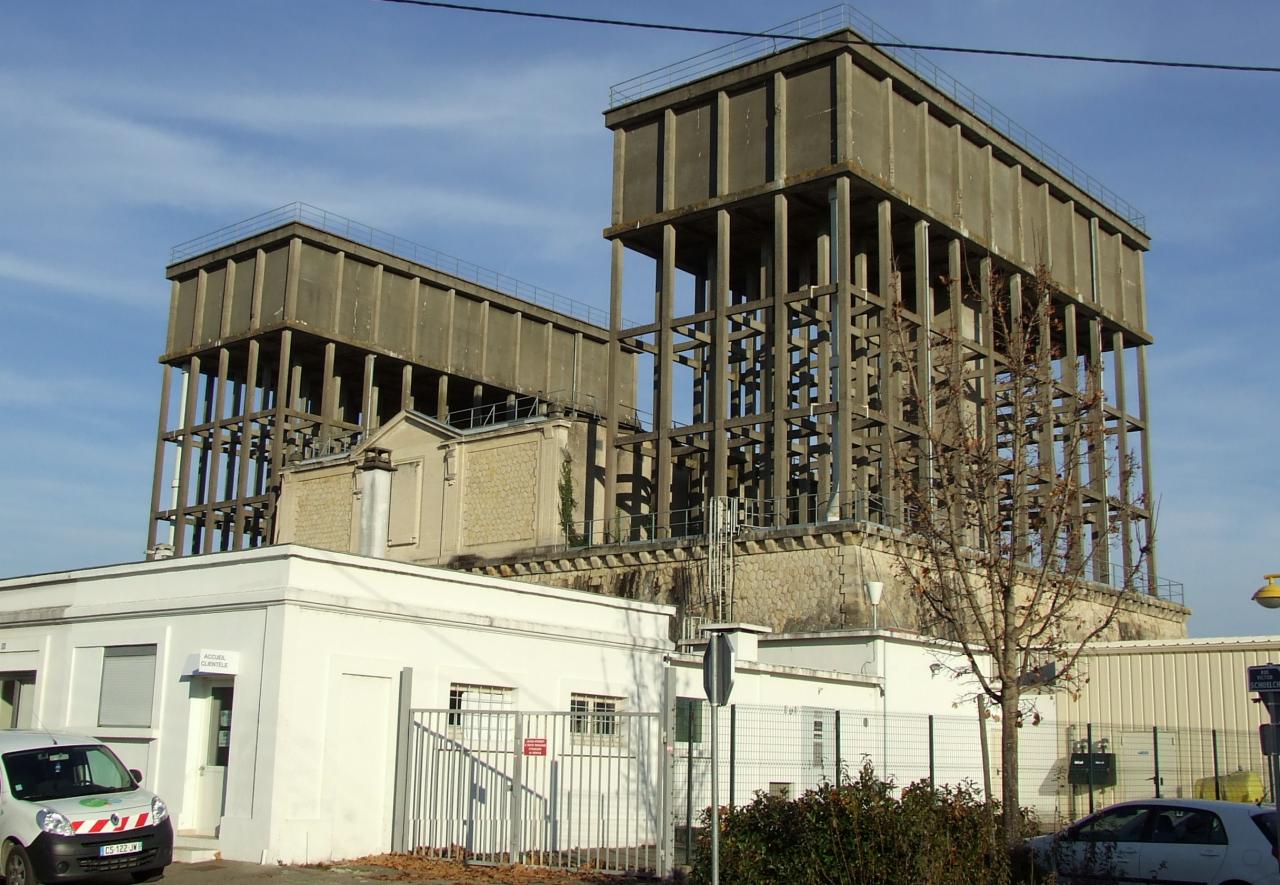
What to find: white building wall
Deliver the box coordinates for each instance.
[753,630,1063,820]
[0,547,677,866]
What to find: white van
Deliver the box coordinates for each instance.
[0,731,172,884]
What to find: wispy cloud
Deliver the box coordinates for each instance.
[0,251,154,308]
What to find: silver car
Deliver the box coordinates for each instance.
[1029,798,1280,884]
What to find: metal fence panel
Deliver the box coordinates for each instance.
[404,709,661,874]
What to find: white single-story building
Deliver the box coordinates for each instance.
[0,545,885,868]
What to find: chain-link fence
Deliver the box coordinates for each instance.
[671,701,1271,865]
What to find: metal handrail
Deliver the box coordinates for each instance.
[564,489,1181,605]
[443,391,605,431]
[607,5,1145,228]
[169,202,616,328]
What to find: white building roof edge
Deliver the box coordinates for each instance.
[0,544,676,619]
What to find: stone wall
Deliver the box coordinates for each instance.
[469,524,1189,643]
[461,440,539,546]
[285,472,352,552]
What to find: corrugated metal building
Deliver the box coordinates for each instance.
[1059,636,1280,732]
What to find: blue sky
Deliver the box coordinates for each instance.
[1,2,1276,637]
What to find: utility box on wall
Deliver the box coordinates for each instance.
[1068,752,1117,788]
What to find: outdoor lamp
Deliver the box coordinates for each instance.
[1253,574,1280,610]
[866,581,884,631]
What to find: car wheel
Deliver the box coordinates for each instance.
[4,843,40,885]
[130,870,164,883]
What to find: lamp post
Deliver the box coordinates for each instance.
[1254,574,1280,609]
[1251,574,1280,870]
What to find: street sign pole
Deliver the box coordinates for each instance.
[709,644,719,885]
[703,630,736,885]
[1246,664,1280,873]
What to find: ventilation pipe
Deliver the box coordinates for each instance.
[357,448,396,558]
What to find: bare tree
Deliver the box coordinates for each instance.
[885,263,1148,845]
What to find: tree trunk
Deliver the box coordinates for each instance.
[1000,685,1022,848]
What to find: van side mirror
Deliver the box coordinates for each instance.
[129,769,143,784]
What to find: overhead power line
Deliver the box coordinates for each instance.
[372,0,1280,74]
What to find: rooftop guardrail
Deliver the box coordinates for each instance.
[608,5,1145,228]
[169,202,615,329]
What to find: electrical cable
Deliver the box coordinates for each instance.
[371,0,1280,74]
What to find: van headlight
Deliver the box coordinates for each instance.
[151,796,169,823]
[36,809,74,836]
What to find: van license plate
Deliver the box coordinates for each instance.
[100,841,142,857]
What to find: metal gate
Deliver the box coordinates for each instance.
[400,709,665,874]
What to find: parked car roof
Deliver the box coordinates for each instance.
[0,731,102,755]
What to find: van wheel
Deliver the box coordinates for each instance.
[5,843,39,885]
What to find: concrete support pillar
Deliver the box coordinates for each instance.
[1112,329,1133,586]
[361,352,376,435]
[232,339,260,548]
[174,355,201,555]
[770,193,789,525]
[203,347,230,553]
[1086,316,1111,582]
[1062,303,1085,572]
[876,199,898,524]
[401,363,414,413]
[914,220,933,496]
[656,224,676,535]
[147,365,172,551]
[829,177,853,521]
[712,209,730,499]
[1136,344,1159,592]
[604,239,624,530]
[264,328,292,544]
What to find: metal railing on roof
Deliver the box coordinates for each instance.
[608,5,1145,228]
[169,202,613,328]
[563,489,1182,605]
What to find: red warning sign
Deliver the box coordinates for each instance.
[523,738,547,757]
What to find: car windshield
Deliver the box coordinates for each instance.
[3,745,136,802]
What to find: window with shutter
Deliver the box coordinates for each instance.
[98,645,157,728]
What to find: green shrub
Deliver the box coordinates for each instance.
[690,764,1042,885]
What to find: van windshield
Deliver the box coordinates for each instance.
[3,745,136,802]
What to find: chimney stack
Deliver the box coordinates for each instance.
[356,448,396,558]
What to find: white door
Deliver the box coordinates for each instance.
[185,679,234,835]
[324,673,395,860]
